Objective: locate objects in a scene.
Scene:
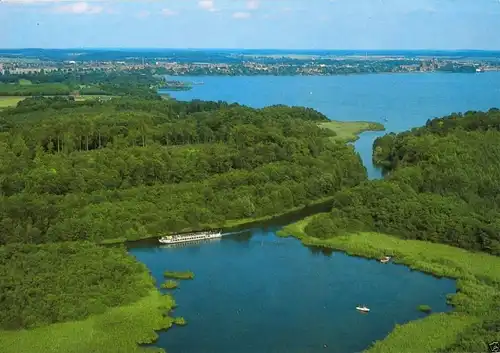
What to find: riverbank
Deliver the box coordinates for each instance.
[97,119,383,246]
[0,289,175,353]
[319,120,386,143]
[279,215,500,353]
[102,194,338,246]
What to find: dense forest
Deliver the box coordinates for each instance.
[0,70,166,97]
[305,108,500,255]
[0,97,365,246]
[0,96,367,346]
[0,242,154,330]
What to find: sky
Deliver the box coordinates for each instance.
[1,0,500,49]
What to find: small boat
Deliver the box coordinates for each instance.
[356,305,370,312]
[159,230,222,244]
[380,256,391,263]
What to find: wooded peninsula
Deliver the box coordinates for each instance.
[0,94,371,352]
[0,88,498,352]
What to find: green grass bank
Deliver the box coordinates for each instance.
[0,290,175,353]
[279,215,500,353]
[319,120,385,143]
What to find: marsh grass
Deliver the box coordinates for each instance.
[280,216,500,352]
[319,121,385,143]
[418,304,432,313]
[161,280,179,289]
[0,290,175,353]
[164,271,194,280]
[173,317,187,326]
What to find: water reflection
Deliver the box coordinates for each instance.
[221,230,253,243]
[306,245,335,257]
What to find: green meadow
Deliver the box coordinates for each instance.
[0,290,175,353]
[319,120,385,143]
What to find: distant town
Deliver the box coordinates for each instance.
[1,49,499,77]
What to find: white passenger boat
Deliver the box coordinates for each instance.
[159,230,222,244]
[356,305,370,312]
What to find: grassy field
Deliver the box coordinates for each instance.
[18,79,32,85]
[0,290,175,353]
[279,216,500,353]
[319,120,385,143]
[0,95,114,110]
[0,96,26,109]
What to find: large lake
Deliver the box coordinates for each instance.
[162,73,500,178]
[130,73,500,353]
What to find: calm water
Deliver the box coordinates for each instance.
[163,73,500,178]
[130,73,500,353]
[130,229,455,353]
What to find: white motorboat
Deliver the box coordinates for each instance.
[356,305,370,312]
[380,256,391,263]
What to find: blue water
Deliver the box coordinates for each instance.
[131,73,500,353]
[163,73,500,179]
[130,229,455,353]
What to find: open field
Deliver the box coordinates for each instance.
[279,216,500,353]
[319,120,385,143]
[18,79,32,85]
[0,95,114,109]
[0,96,26,109]
[0,290,175,353]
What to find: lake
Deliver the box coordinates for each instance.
[130,228,455,353]
[162,72,500,179]
[130,73,500,353]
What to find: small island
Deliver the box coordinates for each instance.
[164,271,195,280]
[173,317,187,326]
[161,280,179,289]
[418,305,432,313]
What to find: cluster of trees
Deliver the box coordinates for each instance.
[0,242,153,330]
[0,70,166,97]
[306,108,500,255]
[0,97,366,245]
[0,83,71,96]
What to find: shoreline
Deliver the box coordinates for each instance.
[278,215,500,353]
[319,120,386,143]
[104,120,384,247]
[162,71,499,78]
[106,195,337,247]
[0,288,176,353]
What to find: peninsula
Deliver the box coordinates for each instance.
[0,94,382,353]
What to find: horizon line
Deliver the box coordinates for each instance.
[1,47,500,52]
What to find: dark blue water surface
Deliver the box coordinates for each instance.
[130,229,455,353]
[130,73,500,353]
